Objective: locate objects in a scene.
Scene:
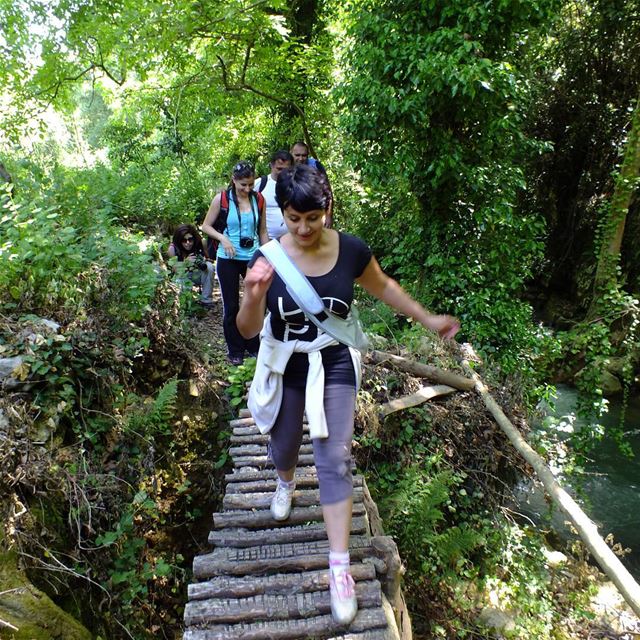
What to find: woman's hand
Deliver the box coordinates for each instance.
[237,257,273,339]
[422,314,460,340]
[221,237,236,258]
[243,257,274,300]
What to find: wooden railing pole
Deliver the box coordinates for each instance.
[461,344,640,618]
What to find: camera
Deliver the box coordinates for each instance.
[189,254,208,272]
[239,237,254,249]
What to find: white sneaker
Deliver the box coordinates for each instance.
[330,568,357,625]
[270,481,295,521]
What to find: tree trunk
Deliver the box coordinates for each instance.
[589,92,640,315]
[461,345,640,619]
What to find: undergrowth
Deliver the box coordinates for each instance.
[354,339,602,639]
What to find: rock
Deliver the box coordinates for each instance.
[542,547,568,567]
[38,319,60,332]
[590,581,640,636]
[367,334,389,350]
[0,356,23,389]
[477,606,516,633]
[599,370,623,396]
[574,366,623,396]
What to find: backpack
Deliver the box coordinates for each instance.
[207,188,265,257]
[256,175,268,192]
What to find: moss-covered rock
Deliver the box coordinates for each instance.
[0,548,92,640]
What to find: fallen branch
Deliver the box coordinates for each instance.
[368,350,475,391]
[460,344,640,619]
[379,384,456,417]
[0,618,19,631]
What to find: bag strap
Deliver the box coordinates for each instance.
[260,240,368,352]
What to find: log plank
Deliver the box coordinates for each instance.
[368,350,474,391]
[188,564,376,601]
[233,423,309,437]
[212,502,367,530]
[223,486,364,511]
[225,475,363,494]
[183,607,389,640]
[232,453,316,468]
[229,443,314,457]
[193,537,374,578]
[378,385,456,417]
[184,580,381,625]
[208,516,368,547]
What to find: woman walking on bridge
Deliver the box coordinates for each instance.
[202,161,268,365]
[236,164,459,626]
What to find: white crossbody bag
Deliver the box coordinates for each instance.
[260,239,369,354]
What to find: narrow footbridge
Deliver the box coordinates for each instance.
[183,407,409,640]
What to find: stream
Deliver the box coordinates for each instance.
[515,385,640,579]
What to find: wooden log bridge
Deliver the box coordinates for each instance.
[183,408,410,640]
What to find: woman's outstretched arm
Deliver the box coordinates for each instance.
[356,256,459,339]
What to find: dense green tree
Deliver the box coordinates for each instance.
[0,0,333,149]
[336,0,558,369]
[524,0,640,305]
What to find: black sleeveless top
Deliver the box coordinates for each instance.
[250,232,372,387]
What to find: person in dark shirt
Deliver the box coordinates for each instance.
[168,224,215,308]
[236,164,459,626]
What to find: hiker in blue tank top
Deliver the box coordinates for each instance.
[202,161,268,365]
[290,140,334,228]
[236,164,460,626]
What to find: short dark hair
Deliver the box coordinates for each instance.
[271,149,294,165]
[291,140,308,151]
[276,164,330,212]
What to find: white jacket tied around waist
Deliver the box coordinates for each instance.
[247,315,362,439]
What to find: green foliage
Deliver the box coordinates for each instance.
[125,379,178,437]
[336,0,555,373]
[382,462,484,581]
[0,176,160,323]
[226,357,257,409]
[94,488,180,622]
[523,0,640,298]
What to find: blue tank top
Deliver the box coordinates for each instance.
[216,195,260,261]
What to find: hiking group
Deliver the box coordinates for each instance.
[171,141,460,626]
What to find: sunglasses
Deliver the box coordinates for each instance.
[234,161,254,173]
[182,236,195,243]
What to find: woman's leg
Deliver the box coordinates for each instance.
[269,385,305,519]
[312,384,358,624]
[216,258,245,359]
[237,261,260,356]
[200,261,215,304]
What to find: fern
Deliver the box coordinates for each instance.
[383,462,482,580]
[125,379,178,437]
[147,378,178,434]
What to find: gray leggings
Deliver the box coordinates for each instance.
[269,384,355,505]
